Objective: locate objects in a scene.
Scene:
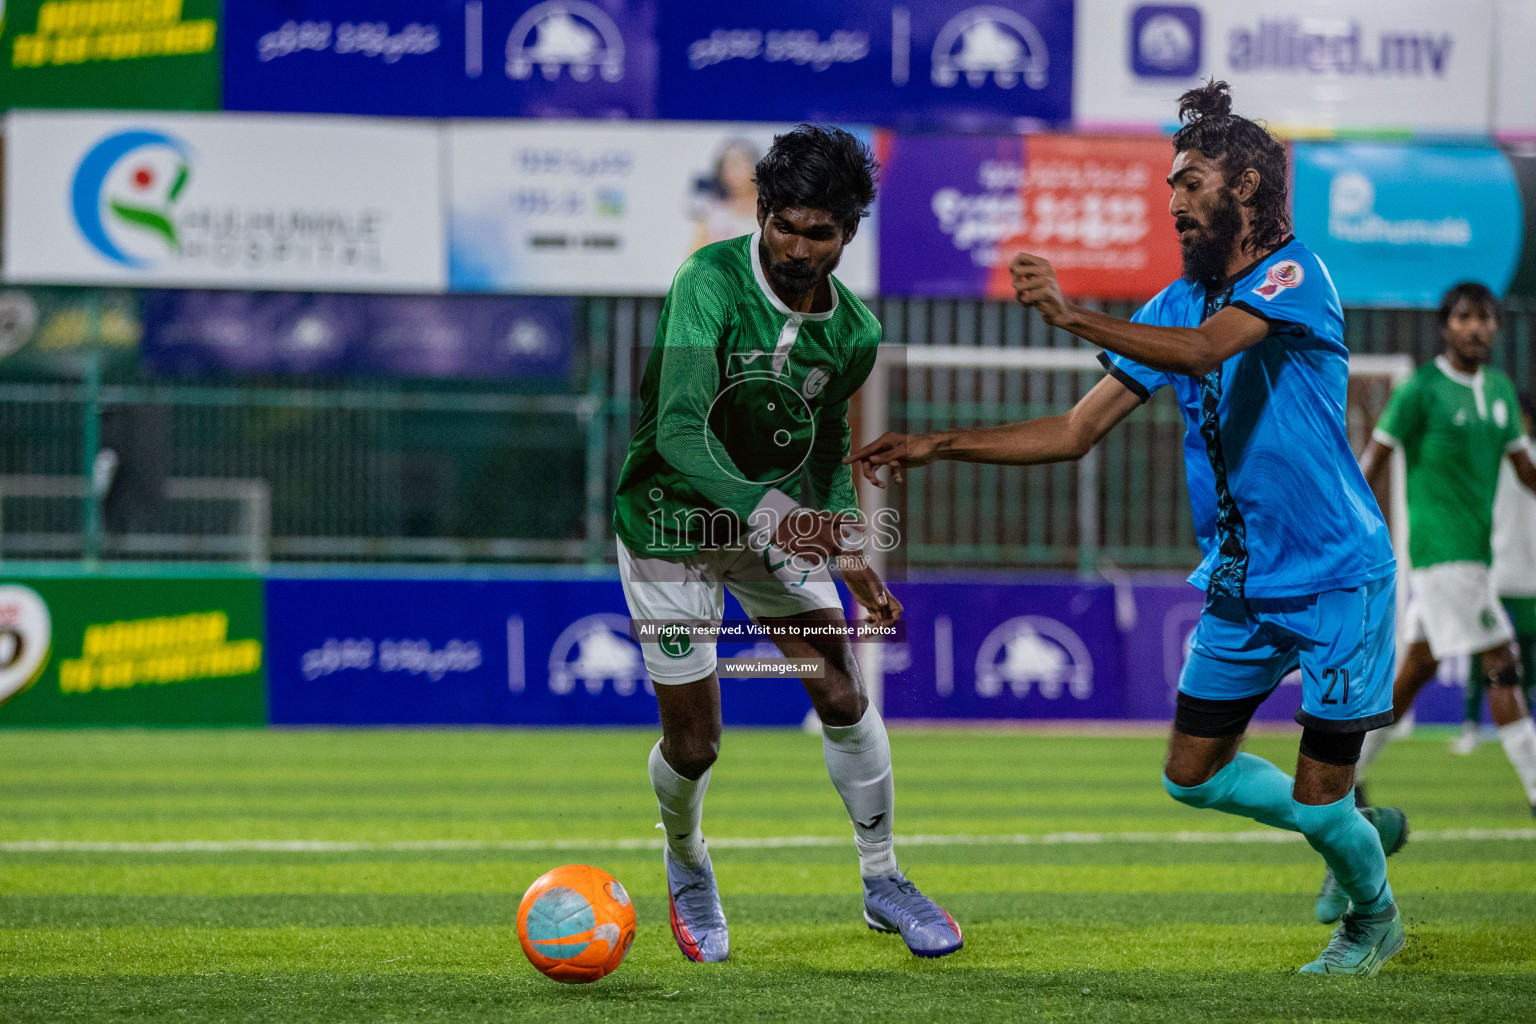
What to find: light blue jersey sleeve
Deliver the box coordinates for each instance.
[1097,290,1176,403]
[1229,247,1343,348]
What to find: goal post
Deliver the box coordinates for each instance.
[853,345,1415,713]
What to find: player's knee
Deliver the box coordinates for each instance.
[663,735,720,780]
[1484,654,1523,689]
[1162,761,1224,804]
[1299,727,1365,767]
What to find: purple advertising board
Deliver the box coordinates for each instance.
[265,577,814,726]
[882,578,1125,720]
[224,0,657,118]
[142,291,575,380]
[658,1,1072,128]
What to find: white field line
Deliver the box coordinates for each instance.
[1,828,1532,855]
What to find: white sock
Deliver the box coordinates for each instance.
[1357,726,1393,775]
[648,741,710,870]
[1497,717,1536,804]
[822,706,898,878]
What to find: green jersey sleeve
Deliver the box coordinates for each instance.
[653,258,782,523]
[803,338,879,519]
[1373,376,1424,449]
[1498,376,1528,453]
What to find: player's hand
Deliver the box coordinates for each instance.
[843,432,942,488]
[1010,252,1073,327]
[773,508,860,562]
[838,554,902,629]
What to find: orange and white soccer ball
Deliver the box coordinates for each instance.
[516,864,637,983]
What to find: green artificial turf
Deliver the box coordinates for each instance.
[1,727,1531,1022]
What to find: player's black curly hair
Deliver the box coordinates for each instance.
[754,124,878,233]
[1172,80,1291,257]
[1437,281,1500,324]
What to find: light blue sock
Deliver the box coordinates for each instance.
[1162,752,1298,832]
[1292,793,1394,915]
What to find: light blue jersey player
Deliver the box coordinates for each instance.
[848,81,1408,976]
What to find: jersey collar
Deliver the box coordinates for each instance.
[1433,354,1483,389]
[749,231,838,322]
[1203,235,1296,293]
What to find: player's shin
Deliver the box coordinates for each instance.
[1496,716,1536,805]
[822,705,898,878]
[649,741,711,870]
[1292,794,1394,915]
[1162,752,1299,831]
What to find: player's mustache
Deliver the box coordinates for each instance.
[771,259,817,280]
[1175,216,1201,237]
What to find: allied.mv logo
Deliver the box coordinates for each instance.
[931,6,1050,89]
[71,129,194,270]
[974,615,1093,699]
[506,1,625,82]
[1130,5,1201,78]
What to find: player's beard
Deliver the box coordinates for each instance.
[1179,188,1244,284]
[762,239,841,299]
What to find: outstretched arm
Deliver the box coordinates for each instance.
[843,374,1144,487]
[1011,253,1269,377]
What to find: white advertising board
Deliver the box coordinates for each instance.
[3,111,446,292]
[448,120,878,295]
[1074,0,1495,136]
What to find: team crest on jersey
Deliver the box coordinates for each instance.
[802,367,830,398]
[1253,260,1303,301]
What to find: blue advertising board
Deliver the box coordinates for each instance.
[264,578,814,726]
[141,291,575,380]
[1292,144,1524,306]
[224,0,657,118]
[657,1,1072,128]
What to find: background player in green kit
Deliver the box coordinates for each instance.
[1454,393,1536,754]
[613,126,963,963]
[1350,285,1536,823]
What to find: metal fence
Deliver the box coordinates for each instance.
[0,297,1531,571]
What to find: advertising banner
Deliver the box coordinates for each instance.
[658,1,1072,128]
[0,288,142,379]
[141,291,575,379]
[879,134,1181,299]
[265,578,814,726]
[1291,144,1524,307]
[881,578,1125,720]
[224,0,657,118]
[448,120,878,295]
[0,577,267,726]
[1074,0,1495,136]
[1494,0,1536,140]
[2,110,447,293]
[0,0,222,111]
[1506,152,1536,299]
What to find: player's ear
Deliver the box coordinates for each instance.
[1234,167,1261,204]
[841,220,859,246]
[756,199,769,230]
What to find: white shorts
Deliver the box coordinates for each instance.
[616,537,843,684]
[1404,561,1516,660]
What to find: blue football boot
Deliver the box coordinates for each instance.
[862,870,963,958]
[664,847,729,962]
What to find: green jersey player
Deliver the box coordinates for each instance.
[614,126,962,964]
[1350,283,1536,821]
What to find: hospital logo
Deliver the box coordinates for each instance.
[548,613,650,696]
[71,129,195,270]
[931,6,1050,90]
[974,615,1093,699]
[1130,5,1201,78]
[506,1,625,83]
